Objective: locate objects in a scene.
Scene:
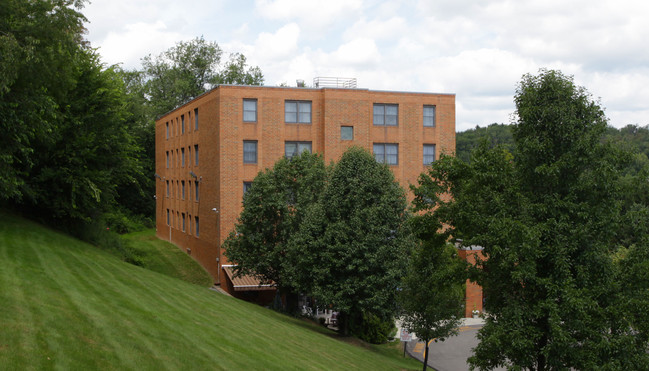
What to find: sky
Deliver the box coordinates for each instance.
[82,0,649,132]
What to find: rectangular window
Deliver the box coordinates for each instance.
[176,149,179,167]
[195,216,199,237]
[181,148,185,167]
[243,99,257,122]
[194,108,199,130]
[243,140,258,164]
[194,144,199,166]
[423,144,436,165]
[166,209,170,225]
[195,181,199,201]
[373,143,399,165]
[166,151,169,168]
[285,141,312,159]
[285,101,312,123]
[341,126,353,140]
[166,180,169,197]
[188,214,192,235]
[181,115,185,134]
[182,213,186,232]
[423,105,436,127]
[181,180,185,200]
[166,122,169,139]
[243,181,253,194]
[373,104,398,126]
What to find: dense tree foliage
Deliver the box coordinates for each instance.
[420,70,648,369]
[455,123,514,163]
[223,151,327,298]
[287,147,409,337]
[1,0,144,230]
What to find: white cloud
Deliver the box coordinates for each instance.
[253,23,300,61]
[254,0,362,29]
[96,21,187,68]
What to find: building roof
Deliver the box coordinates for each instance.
[222,265,275,291]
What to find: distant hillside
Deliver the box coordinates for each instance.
[456,124,649,162]
[0,212,419,370]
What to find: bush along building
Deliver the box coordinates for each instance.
[155,78,481,315]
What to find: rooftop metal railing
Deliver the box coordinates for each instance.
[313,77,357,89]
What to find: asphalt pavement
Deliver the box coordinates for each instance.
[403,318,505,371]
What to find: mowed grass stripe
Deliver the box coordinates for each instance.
[0,212,419,370]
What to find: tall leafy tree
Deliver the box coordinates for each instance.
[400,172,468,371]
[418,69,647,369]
[223,151,327,301]
[288,147,409,336]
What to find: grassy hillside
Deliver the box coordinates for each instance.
[122,229,213,287]
[0,212,419,370]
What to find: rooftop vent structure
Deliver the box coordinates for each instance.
[313,77,357,89]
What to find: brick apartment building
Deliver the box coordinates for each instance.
[155,80,481,314]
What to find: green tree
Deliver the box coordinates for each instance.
[0,0,87,200]
[216,53,264,86]
[400,173,467,370]
[418,70,647,369]
[455,123,514,163]
[223,151,327,305]
[288,147,409,337]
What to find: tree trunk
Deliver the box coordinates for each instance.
[422,338,429,371]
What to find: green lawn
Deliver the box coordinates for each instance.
[122,229,213,287]
[0,212,420,370]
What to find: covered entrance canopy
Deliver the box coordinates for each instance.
[222,265,275,291]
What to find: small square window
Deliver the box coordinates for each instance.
[341,126,353,140]
[243,99,257,122]
[424,105,436,127]
[423,144,436,165]
[243,141,258,164]
[373,143,399,165]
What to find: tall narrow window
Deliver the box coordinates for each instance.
[194,144,199,166]
[167,209,170,225]
[243,141,258,164]
[166,180,169,197]
[195,216,199,237]
[181,180,185,199]
[285,141,312,159]
[373,143,399,165]
[181,148,185,167]
[195,181,199,201]
[423,144,436,165]
[423,105,436,127]
[341,126,353,140]
[243,99,257,122]
[166,122,169,139]
[176,149,179,167]
[373,104,398,126]
[194,108,199,130]
[181,115,185,134]
[285,101,312,123]
[243,181,253,194]
[166,151,169,168]
[182,213,186,232]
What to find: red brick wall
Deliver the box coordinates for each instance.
[156,86,456,290]
[458,249,485,317]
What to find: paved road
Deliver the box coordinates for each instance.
[406,324,505,371]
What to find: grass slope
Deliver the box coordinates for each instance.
[122,230,213,287]
[0,212,419,370]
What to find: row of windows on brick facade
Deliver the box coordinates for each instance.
[166,145,199,169]
[165,179,200,201]
[166,108,199,140]
[243,140,436,166]
[243,99,437,127]
[166,209,199,237]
